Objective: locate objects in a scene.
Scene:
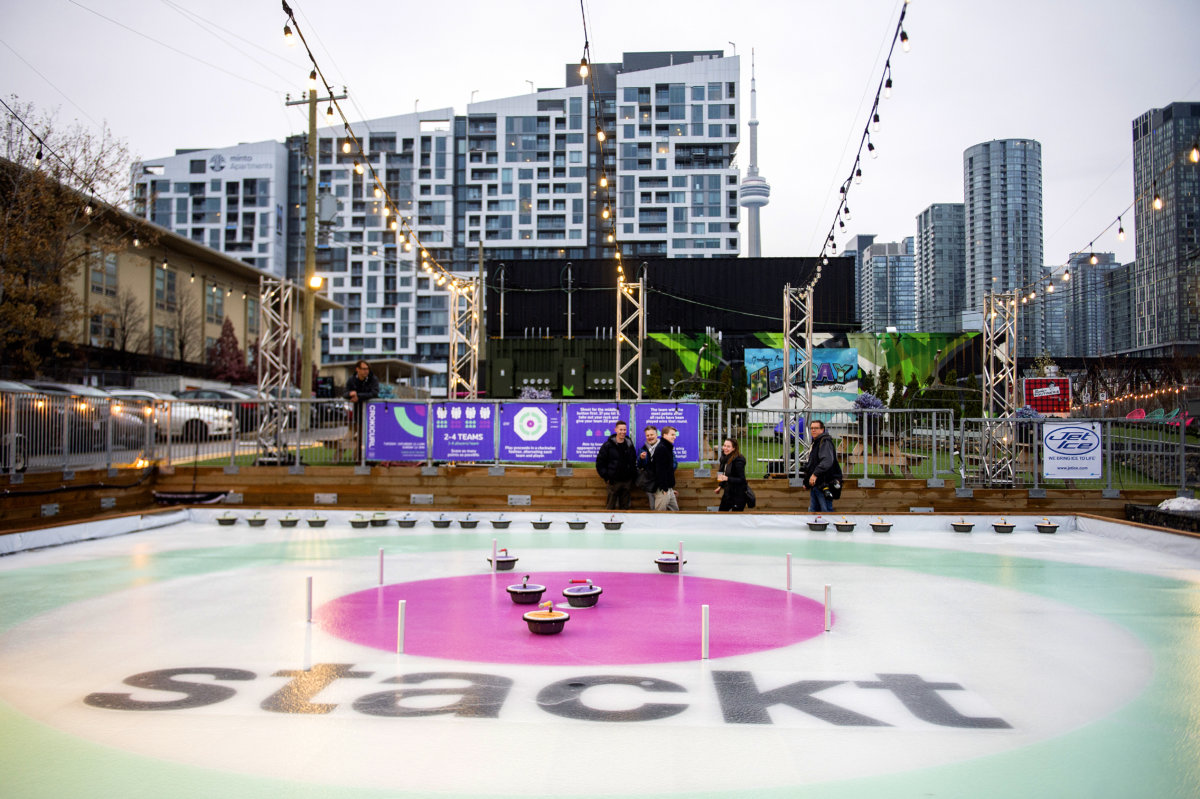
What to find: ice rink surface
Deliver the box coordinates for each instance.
[2,509,1199,798]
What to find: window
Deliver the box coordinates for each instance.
[90,253,118,297]
[189,159,205,174]
[246,297,260,335]
[154,268,177,312]
[153,325,175,358]
[90,313,116,348]
[205,287,224,324]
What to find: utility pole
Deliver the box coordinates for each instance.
[285,81,346,427]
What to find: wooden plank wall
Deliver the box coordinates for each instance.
[0,468,157,532]
[152,466,1173,520]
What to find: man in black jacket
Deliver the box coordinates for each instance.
[650,425,679,511]
[595,421,637,509]
[802,419,842,512]
[345,360,380,461]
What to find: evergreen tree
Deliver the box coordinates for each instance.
[645,362,663,399]
[859,367,876,397]
[207,317,249,382]
[877,365,891,406]
[732,363,748,407]
[890,372,906,409]
[964,372,982,417]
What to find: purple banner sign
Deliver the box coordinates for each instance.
[565,403,634,462]
[634,403,702,462]
[499,402,562,462]
[364,402,428,461]
[431,403,495,461]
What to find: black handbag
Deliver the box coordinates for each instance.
[744,486,757,508]
[635,469,656,493]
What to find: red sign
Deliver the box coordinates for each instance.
[1023,377,1072,416]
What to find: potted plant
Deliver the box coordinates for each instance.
[854,391,885,437]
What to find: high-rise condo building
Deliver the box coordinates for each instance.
[915,203,965,332]
[859,237,915,333]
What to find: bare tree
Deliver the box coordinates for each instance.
[0,96,134,376]
[174,287,202,362]
[108,287,147,354]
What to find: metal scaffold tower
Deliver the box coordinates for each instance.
[980,291,1018,484]
[448,278,481,400]
[615,271,646,400]
[257,275,295,462]
[782,283,814,474]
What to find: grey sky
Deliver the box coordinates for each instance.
[4,0,1199,269]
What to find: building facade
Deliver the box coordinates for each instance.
[963,139,1044,356]
[1130,101,1200,356]
[915,203,965,332]
[131,51,741,393]
[1060,251,1119,356]
[859,237,915,333]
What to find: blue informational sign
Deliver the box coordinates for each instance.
[364,402,428,461]
[633,403,701,462]
[565,403,634,462]
[431,403,495,461]
[499,402,563,461]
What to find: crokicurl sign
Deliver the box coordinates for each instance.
[1043,426,1099,456]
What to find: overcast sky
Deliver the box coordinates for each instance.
[4,0,1199,268]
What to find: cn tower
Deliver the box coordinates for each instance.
[738,49,770,257]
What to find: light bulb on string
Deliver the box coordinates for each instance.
[606,232,614,243]
[843,205,851,221]
[900,29,910,52]
[1047,283,1054,293]
[599,174,608,188]
[390,220,397,231]
[1191,140,1200,163]
[1063,269,1071,282]
[884,76,893,100]
[342,141,351,154]
[601,205,611,219]
[326,104,334,119]
[579,58,589,79]
[596,127,607,143]
[872,111,880,132]
[868,139,877,158]
[283,24,295,46]
[308,70,318,91]
[1118,217,1125,241]
[1153,181,1163,210]
[854,167,862,184]
[374,186,381,198]
[354,161,363,175]
[35,145,43,163]
[1089,249,1097,265]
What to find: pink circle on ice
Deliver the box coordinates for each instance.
[316,571,827,665]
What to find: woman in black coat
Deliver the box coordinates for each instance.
[714,437,748,512]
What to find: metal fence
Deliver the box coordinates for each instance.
[1,393,722,474]
[724,408,957,485]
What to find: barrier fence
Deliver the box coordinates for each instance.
[2,388,1194,496]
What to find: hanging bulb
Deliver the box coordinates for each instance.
[189,272,195,283]
[838,219,845,230]
[606,232,614,243]
[822,256,829,265]
[1047,283,1054,294]
[374,186,381,198]
[599,174,608,188]
[403,240,412,252]
[421,249,428,259]
[602,205,611,219]
[579,58,590,79]
[884,76,893,100]
[132,237,140,248]
[854,167,862,184]
[35,145,43,163]
[161,256,168,270]
[326,104,334,119]
[1021,296,1028,304]
[354,161,363,175]
[342,141,351,154]
[308,70,318,92]
[900,29,910,52]
[1089,250,1097,265]
[872,111,880,132]
[382,205,390,217]
[226,287,233,296]
[1153,191,1163,210]
[1117,217,1125,241]
[843,205,851,221]
[283,24,295,46]
[596,127,607,143]
[437,274,446,286]
[831,242,838,253]
[1191,140,1200,163]
[1063,269,1071,282]
[390,220,397,230]
[868,139,877,158]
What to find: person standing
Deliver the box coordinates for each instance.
[651,425,679,511]
[714,437,748,512]
[637,425,660,508]
[595,420,637,510]
[345,360,379,461]
[802,419,842,512]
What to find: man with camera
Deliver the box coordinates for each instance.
[801,419,842,512]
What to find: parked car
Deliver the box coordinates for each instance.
[236,384,348,428]
[24,381,146,451]
[174,388,261,433]
[106,389,235,442]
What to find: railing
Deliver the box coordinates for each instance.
[724,408,957,485]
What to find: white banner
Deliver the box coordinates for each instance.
[1042,421,1102,479]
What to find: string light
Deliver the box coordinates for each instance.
[1153,181,1163,210]
[872,111,880,132]
[578,58,589,79]
[342,140,351,154]
[308,70,317,91]
[1191,140,1200,164]
[326,104,334,119]
[595,126,607,143]
[854,167,862,184]
[283,23,294,46]
[900,29,910,52]
[1117,217,1125,241]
